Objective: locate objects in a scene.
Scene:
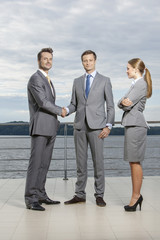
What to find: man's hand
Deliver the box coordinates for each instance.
[98,127,110,139]
[61,107,67,117]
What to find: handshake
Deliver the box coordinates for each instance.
[61,107,67,118]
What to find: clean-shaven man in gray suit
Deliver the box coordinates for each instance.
[25,48,66,211]
[64,50,115,207]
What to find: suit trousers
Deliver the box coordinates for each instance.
[25,134,56,205]
[74,120,105,199]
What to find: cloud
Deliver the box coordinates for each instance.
[0,0,160,123]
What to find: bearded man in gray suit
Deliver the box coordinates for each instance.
[64,50,115,207]
[25,48,66,211]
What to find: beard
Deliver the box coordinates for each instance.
[39,63,52,71]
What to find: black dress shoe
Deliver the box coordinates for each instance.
[64,195,86,205]
[96,197,106,207]
[26,202,45,211]
[39,197,60,205]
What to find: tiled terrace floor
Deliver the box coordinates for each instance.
[0,176,160,240]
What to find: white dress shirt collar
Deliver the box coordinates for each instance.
[132,77,143,85]
[39,69,48,78]
[85,70,97,88]
[86,70,97,78]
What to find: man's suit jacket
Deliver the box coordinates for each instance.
[117,77,148,128]
[68,72,115,130]
[27,70,62,136]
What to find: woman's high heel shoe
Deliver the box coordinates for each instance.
[124,195,143,212]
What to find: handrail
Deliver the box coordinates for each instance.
[0,121,160,126]
[0,121,160,179]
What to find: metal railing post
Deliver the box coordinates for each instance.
[63,123,68,180]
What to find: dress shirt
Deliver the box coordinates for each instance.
[39,69,48,78]
[131,77,143,86]
[39,69,54,95]
[84,70,97,90]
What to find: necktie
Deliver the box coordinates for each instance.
[85,74,91,98]
[46,75,52,88]
[46,75,54,95]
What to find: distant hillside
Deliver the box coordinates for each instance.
[0,122,160,135]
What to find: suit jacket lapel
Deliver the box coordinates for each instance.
[124,84,134,98]
[125,78,143,98]
[81,74,86,99]
[50,81,56,98]
[37,70,55,99]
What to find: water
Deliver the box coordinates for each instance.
[0,135,159,178]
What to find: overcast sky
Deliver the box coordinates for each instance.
[0,0,160,124]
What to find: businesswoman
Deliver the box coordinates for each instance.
[118,58,152,211]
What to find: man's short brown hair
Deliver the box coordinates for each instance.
[81,50,97,61]
[37,48,53,61]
